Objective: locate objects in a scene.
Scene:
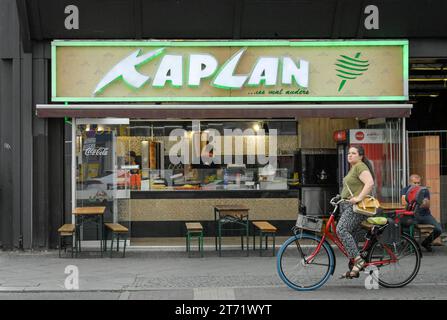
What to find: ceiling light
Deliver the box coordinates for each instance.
[410,94,439,98]
[409,78,447,81]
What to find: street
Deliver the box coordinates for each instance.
[1,246,446,300]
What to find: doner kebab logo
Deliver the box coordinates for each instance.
[335,52,369,92]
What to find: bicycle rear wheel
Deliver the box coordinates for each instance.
[367,233,421,288]
[276,232,335,291]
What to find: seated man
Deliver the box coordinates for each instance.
[401,174,443,252]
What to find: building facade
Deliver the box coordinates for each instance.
[1,0,447,249]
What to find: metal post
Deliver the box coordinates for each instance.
[402,117,408,186]
[113,128,118,224]
[71,118,76,239]
[389,123,394,202]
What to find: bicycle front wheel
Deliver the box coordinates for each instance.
[367,233,421,288]
[276,232,335,291]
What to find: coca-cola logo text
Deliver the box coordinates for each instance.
[85,147,109,156]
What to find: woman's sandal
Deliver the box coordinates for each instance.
[340,256,365,279]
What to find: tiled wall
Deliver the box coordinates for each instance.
[118,198,298,222]
[409,135,441,226]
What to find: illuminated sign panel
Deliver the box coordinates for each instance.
[52,40,408,102]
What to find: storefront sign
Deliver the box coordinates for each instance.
[52,40,408,102]
[350,129,385,144]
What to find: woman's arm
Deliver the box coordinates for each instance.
[349,170,374,204]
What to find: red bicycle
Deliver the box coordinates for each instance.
[277,195,421,291]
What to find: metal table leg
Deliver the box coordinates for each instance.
[100,215,104,258]
[272,233,276,256]
[218,220,222,257]
[246,219,249,256]
[214,208,217,251]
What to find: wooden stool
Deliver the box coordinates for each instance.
[186,223,203,257]
[414,224,435,243]
[58,224,76,258]
[252,221,277,256]
[104,223,129,258]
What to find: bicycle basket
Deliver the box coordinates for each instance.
[379,220,401,245]
[295,215,323,233]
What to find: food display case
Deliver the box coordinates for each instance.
[258,167,288,190]
[135,167,288,191]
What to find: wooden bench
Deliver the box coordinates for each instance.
[104,223,129,258]
[57,224,76,258]
[414,224,435,243]
[185,223,204,258]
[252,221,277,256]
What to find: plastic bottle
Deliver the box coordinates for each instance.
[223,169,228,189]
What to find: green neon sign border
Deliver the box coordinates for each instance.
[52,39,409,47]
[51,39,409,102]
[52,96,406,102]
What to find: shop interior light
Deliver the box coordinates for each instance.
[409,78,447,81]
[410,93,440,98]
[410,67,447,71]
[253,123,261,132]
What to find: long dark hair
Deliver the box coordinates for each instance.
[351,145,375,181]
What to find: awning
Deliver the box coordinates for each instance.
[36,104,412,119]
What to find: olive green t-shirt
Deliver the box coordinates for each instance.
[341,162,370,199]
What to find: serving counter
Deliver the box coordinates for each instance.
[117,189,300,237]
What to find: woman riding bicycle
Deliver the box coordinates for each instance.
[337,145,375,279]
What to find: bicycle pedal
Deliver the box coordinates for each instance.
[340,272,360,280]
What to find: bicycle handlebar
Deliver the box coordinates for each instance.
[329,195,347,207]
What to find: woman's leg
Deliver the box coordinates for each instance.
[336,203,367,259]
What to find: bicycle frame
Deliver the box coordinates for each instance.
[302,204,399,268]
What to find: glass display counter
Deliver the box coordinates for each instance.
[127,167,288,191]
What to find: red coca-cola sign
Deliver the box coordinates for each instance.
[333,130,347,142]
[355,131,365,141]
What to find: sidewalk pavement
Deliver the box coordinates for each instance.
[0,244,447,300]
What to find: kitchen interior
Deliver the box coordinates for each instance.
[114,117,360,216]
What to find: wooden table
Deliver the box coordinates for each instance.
[380,203,405,211]
[74,206,106,257]
[213,205,250,256]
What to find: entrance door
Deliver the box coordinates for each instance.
[73,118,131,243]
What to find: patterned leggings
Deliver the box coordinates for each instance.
[336,203,367,259]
